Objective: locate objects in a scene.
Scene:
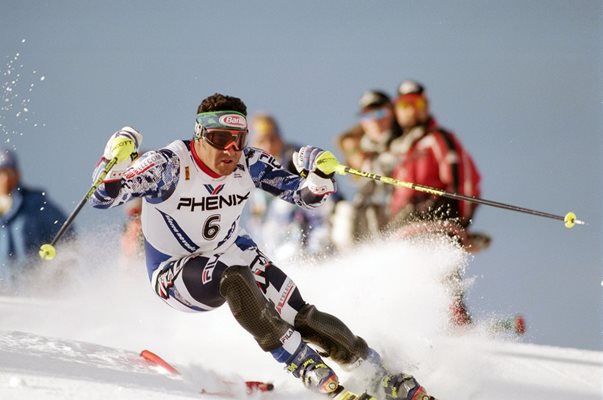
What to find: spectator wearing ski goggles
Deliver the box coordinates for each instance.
[357,90,395,150]
[360,108,390,122]
[393,80,430,128]
[394,94,427,112]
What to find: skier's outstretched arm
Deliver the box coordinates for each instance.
[248,145,336,209]
[89,127,180,209]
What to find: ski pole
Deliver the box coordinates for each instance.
[315,151,585,229]
[39,137,135,261]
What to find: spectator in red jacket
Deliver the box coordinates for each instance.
[390,80,481,231]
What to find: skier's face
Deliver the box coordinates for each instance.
[196,138,242,176]
[194,112,248,175]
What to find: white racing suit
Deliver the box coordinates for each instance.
[90,139,368,364]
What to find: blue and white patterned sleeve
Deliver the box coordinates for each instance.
[90,149,180,209]
[245,147,328,209]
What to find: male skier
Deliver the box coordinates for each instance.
[90,93,436,400]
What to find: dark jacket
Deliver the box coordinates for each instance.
[0,186,70,275]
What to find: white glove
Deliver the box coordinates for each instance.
[293,145,336,196]
[102,126,143,182]
[293,145,334,178]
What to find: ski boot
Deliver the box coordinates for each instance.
[284,341,340,394]
[358,348,389,394]
[382,373,435,400]
[337,348,434,400]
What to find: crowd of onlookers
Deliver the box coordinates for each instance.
[332,80,484,250]
[246,80,487,259]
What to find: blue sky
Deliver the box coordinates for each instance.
[1,1,601,351]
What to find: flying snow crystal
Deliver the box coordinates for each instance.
[1,39,46,140]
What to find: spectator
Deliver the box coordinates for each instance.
[250,113,297,171]
[0,148,72,291]
[388,80,484,325]
[332,90,402,245]
[331,125,365,250]
[335,124,364,171]
[246,113,336,258]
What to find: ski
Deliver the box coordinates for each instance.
[140,349,179,375]
[139,349,274,397]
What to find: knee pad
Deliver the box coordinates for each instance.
[219,265,292,351]
[294,304,369,365]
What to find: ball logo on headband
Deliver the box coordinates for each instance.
[219,114,247,129]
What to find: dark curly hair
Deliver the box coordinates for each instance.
[197,93,247,115]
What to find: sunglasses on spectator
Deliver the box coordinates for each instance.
[203,129,248,151]
[395,95,427,111]
[360,108,389,121]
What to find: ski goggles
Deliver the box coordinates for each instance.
[203,128,248,151]
[195,111,248,151]
[360,108,389,121]
[395,94,427,111]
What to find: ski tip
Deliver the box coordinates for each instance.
[245,381,274,393]
[140,349,180,375]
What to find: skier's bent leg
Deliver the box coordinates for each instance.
[294,303,370,364]
[219,265,292,351]
[294,304,435,399]
[293,303,382,392]
[219,265,339,394]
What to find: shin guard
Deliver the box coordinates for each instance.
[294,304,369,365]
[219,265,292,351]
